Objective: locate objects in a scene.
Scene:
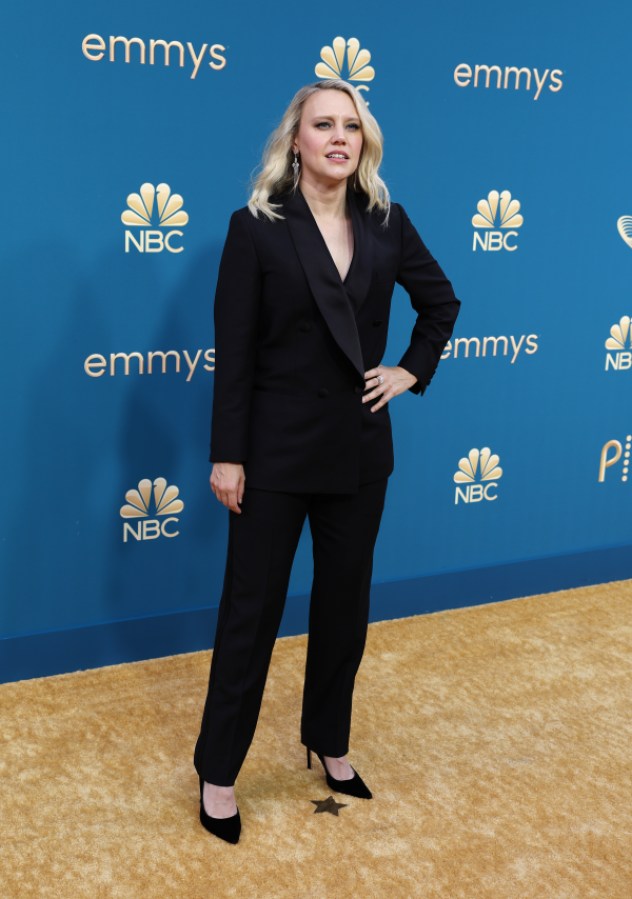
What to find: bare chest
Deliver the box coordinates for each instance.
[313,216,354,282]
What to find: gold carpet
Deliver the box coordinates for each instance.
[1,581,631,898]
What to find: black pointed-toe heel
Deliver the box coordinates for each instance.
[199,777,241,844]
[306,747,373,800]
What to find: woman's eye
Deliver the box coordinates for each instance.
[314,121,360,130]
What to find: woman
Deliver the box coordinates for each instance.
[194,79,460,844]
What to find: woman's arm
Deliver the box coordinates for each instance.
[210,210,262,463]
[361,204,460,412]
[209,211,262,513]
[394,204,461,395]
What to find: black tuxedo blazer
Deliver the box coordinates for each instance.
[210,188,460,493]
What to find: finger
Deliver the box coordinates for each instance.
[370,387,395,412]
[218,491,240,514]
[225,487,243,514]
[362,385,386,403]
[364,372,384,388]
[213,485,234,511]
[364,367,380,380]
[227,494,242,514]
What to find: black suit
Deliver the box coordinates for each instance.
[194,189,460,786]
[210,188,460,491]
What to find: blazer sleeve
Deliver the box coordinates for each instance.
[395,204,461,395]
[210,210,262,462]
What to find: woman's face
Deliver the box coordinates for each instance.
[293,90,363,189]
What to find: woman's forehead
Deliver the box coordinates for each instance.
[301,91,359,119]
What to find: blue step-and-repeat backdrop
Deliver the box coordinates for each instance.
[2,1,631,681]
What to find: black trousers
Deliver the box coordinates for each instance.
[193,479,387,786]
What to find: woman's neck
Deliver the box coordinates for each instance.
[299,176,348,220]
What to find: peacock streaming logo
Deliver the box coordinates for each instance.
[616,216,632,249]
[598,436,631,483]
[121,183,189,253]
[604,316,632,371]
[453,448,503,504]
[120,478,184,542]
[315,37,375,96]
[472,190,523,252]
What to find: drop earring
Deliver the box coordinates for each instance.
[292,150,300,188]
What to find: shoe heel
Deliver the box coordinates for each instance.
[306,747,312,770]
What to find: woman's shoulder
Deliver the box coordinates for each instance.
[382,201,416,234]
[225,205,273,240]
[228,199,287,229]
[384,199,405,222]
[228,205,253,224]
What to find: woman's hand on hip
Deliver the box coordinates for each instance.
[210,463,245,514]
[362,365,418,412]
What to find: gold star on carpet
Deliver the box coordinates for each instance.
[310,796,348,816]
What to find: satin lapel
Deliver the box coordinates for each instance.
[346,190,373,312]
[283,190,365,382]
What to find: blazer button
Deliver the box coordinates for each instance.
[318,387,330,398]
[299,322,312,333]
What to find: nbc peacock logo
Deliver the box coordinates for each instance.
[598,435,631,483]
[604,315,632,372]
[472,190,523,252]
[616,216,632,250]
[315,37,375,96]
[453,448,503,504]
[120,477,184,542]
[121,182,189,254]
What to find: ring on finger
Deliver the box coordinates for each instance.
[377,374,384,385]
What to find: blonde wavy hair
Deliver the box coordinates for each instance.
[248,80,390,222]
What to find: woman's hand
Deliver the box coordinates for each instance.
[210,463,246,514]
[362,365,418,412]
